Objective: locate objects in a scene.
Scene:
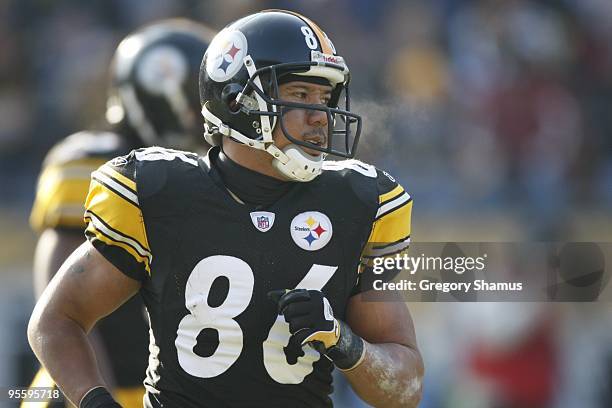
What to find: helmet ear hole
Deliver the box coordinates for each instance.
[221,83,244,113]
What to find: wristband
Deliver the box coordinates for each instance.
[325,320,365,370]
[80,386,121,408]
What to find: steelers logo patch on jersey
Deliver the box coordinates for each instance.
[290,211,333,251]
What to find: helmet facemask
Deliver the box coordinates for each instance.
[202,55,362,182]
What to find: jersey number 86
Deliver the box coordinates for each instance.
[175,255,338,384]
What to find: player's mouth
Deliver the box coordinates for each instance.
[306,139,324,148]
[303,131,327,149]
[302,138,326,157]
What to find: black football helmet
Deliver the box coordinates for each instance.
[199,10,362,181]
[106,19,215,149]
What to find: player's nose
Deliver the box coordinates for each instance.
[307,108,328,127]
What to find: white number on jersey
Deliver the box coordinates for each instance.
[175,255,338,383]
[263,264,338,384]
[175,255,254,377]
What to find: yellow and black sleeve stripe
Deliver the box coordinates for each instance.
[84,162,151,281]
[30,158,107,232]
[353,178,412,295]
[362,183,412,260]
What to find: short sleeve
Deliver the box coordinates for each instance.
[353,169,412,295]
[84,153,151,281]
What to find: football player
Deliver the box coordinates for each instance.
[28,10,423,408]
[26,19,215,408]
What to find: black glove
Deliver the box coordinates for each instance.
[80,387,122,408]
[268,289,365,370]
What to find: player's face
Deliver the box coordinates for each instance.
[273,81,332,157]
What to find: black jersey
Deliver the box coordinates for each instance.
[84,146,412,407]
[29,130,149,400]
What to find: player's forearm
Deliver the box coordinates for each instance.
[28,311,106,406]
[342,341,423,408]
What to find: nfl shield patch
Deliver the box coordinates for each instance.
[250,211,276,232]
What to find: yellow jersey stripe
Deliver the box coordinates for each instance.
[85,212,152,274]
[92,170,138,205]
[371,233,411,250]
[85,210,151,260]
[376,192,411,220]
[379,185,404,204]
[84,179,150,252]
[30,158,108,231]
[30,177,92,231]
[32,204,86,230]
[100,164,136,192]
[363,235,411,259]
[367,200,412,244]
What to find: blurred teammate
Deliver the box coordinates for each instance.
[26,19,215,408]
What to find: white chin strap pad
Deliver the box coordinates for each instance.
[271,145,324,182]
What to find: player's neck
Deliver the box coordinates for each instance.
[222,139,287,180]
[213,146,293,207]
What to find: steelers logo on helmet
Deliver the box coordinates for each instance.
[290,211,333,251]
[137,46,188,94]
[206,30,248,82]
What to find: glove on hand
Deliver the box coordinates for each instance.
[268,288,364,369]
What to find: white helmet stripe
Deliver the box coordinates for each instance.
[118,85,157,145]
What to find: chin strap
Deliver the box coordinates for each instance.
[270,145,324,182]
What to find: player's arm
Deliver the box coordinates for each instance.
[269,288,423,407]
[29,154,151,407]
[345,171,424,407]
[28,240,140,406]
[33,228,85,298]
[338,174,422,407]
[341,292,423,407]
[270,171,422,407]
[29,153,124,394]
